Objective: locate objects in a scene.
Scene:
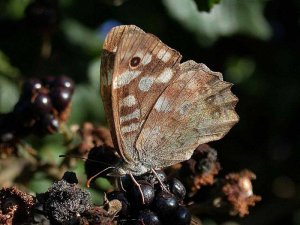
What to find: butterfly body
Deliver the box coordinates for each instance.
[100,25,239,176]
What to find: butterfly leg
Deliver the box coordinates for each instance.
[119,177,127,192]
[151,168,169,193]
[129,172,145,204]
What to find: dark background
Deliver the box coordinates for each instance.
[0,0,299,224]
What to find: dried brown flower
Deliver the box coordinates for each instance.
[221,170,261,217]
[0,186,35,224]
[180,144,221,196]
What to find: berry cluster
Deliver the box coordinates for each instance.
[0,76,74,148]
[107,171,191,225]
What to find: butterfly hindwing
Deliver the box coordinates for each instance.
[135,60,239,168]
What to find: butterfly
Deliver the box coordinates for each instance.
[100,25,239,177]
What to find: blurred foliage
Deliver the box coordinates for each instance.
[194,0,221,12]
[0,0,300,224]
[162,0,272,46]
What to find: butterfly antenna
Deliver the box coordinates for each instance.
[86,166,115,188]
[59,154,114,167]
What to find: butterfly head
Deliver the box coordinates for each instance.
[108,161,150,177]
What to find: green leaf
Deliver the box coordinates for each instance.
[61,19,101,55]
[95,177,113,191]
[225,57,256,84]
[85,188,103,205]
[28,172,53,193]
[0,77,19,113]
[162,0,272,46]
[194,0,221,12]
[0,51,20,78]
[4,0,31,19]
[68,83,105,124]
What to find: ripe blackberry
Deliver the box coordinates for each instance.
[85,145,120,180]
[34,114,59,135]
[131,180,155,207]
[21,78,43,99]
[138,209,161,225]
[52,76,74,93]
[171,206,191,225]
[168,178,186,200]
[154,191,178,218]
[50,87,72,112]
[31,92,52,114]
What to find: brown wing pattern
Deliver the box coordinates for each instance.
[136,60,239,168]
[106,26,182,163]
[100,25,144,160]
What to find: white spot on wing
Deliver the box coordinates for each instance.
[121,95,136,107]
[156,68,173,83]
[138,76,154,92]
[154,96,172,112]
[120,109,141,123]
[157,49,171,62]
[113,70,141,89]
[121,122,140,134]
[142,53,152,65]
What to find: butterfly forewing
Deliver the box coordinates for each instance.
[110,29,182,163]
[100,25,144,160]
[136,60,239,168]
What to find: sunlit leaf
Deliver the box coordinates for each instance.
[163,0,272,45]
[61,19,101,55]
[0,77,19,113]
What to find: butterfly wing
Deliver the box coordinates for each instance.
[100,25,144,156]
[101,25,182,163]
[136,60,239,168]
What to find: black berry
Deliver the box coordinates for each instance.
[34,114,59,135]
[50,87,72,112]
[132,180,155,206]
[21,78,42,99]
[53,76,74,93]
[85,146,120,180]
[168,178,186,200]
[171,206,191,225]
[62,171,78,184]
[154,191,178,217]
[138,209,161,225]
[32,93,52,114]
